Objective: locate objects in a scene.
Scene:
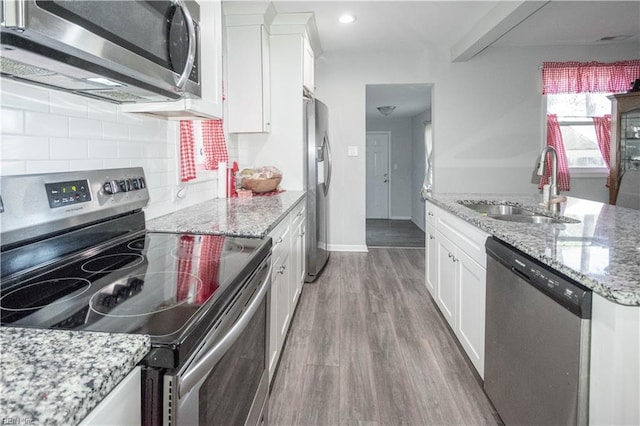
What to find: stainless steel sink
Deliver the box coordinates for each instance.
[461,203,535,216]
[490,214,564,224]
[457,201,578,224]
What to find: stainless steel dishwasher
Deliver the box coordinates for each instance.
[484,237,592,426]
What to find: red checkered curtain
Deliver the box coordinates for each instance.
[542,60,640,94]
[539,114,570,191]
[179,120,196,182]
[593,115,612,187]
[201,120,229,170]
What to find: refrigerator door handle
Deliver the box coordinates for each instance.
[324,134,332,196]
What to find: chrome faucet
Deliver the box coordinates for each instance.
[534,146,565,212]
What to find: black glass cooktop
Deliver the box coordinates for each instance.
[1,232,270,344]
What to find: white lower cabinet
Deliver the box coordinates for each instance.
[79,367,141,425]
[426,201,488,378]
[268,198,306,383]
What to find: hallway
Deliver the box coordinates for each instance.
[268,248,499,425]
[366,219,425,248]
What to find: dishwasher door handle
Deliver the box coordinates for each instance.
[510,265,531,282]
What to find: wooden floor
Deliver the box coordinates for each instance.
[366,219,425,248]
[268,248,500,426]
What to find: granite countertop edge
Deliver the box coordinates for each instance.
[146,191,306,238]
[0,327,150,426]
[425,193,640,307]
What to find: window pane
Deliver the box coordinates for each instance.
[547,93,611,169]
[560,124,605,167]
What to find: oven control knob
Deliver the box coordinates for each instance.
[118,179,132,192]
[138,177,146,189]
[103,180,121,194]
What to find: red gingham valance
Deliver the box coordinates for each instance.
[542,60,640,94]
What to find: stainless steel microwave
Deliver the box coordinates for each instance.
[0,0,201,103]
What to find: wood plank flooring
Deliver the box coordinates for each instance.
[268,248,500,426]
[366,219,425,248]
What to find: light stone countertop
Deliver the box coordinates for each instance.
[0,327,150,425]
[425,193,640,306]
[146,191,306,237]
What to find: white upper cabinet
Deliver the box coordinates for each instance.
[224,3,276,134]
[121,0,223,120]
[226,24,271,133]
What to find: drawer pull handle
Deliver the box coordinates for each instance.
[427,212,434,217]
[276,236,284,244]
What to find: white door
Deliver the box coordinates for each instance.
[366,132,390,218]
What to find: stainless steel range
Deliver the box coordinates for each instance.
[0,168,272,426]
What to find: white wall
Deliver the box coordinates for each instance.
[315,43,639,250]
[0,79,235,220]
[366,116,413,219]
[412,110,431,232]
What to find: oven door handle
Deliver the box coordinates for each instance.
[178,260,272,398]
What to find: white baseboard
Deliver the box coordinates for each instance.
[389,216,412,220]
[327,244,369,252]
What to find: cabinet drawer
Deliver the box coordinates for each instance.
[435,207,488,266]
[270,217,290,260]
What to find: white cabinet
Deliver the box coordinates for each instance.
[426,201,488,378]
[226,24,271,133]
[79,367,141,425]
[268,216,290,382]
[267,198,306,383]
[302,36,315,95]
[425,224,437,297]
[290,201,306,308]
[121,0,223,120]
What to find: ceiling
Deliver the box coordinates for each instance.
[245,1,640,118]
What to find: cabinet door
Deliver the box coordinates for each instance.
[436,232,457,327]
[291,217,305,309]
[456,249,486,378]
[227,24,270,133]
[425,224,437,297]
[79,367,141,425]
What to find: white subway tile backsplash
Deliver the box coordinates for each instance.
[130,125,156,142]
[50,138,88,159]
[2,84,217,218]
[103,122,130,140]
[1,135,49,160]
[1,108,24,134]
[0,161,26,175]
[24,111,68,137]
[0,80,49,112]
[103,159,132,169]
[69,117,103,139]
[69,159,105,171]
[49,91,88,118]
[88,99,118,122]
[88,140,118,159]
[26,160,69,173]
[118,141,143,158]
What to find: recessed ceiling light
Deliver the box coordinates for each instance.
[338,14,356,24]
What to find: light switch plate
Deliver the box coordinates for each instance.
[347,146,358,156]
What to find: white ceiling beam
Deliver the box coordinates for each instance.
[450,0,550,62]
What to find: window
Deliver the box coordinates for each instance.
[546,93,611,171]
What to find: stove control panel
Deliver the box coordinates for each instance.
[45,179,92,209]
[103,177,146,194]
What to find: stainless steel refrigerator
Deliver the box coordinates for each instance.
[304,97,331,282]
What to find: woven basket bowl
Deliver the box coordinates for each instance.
[242,176,282,193]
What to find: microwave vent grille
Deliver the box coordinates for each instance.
[1,57,54,77]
